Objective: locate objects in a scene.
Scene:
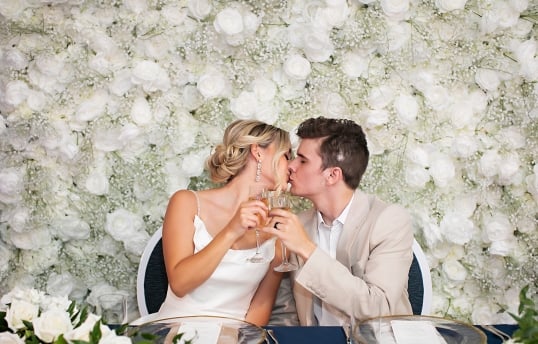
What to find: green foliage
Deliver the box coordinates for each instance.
[510,285,538,344]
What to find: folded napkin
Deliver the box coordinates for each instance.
[390,320,448,344]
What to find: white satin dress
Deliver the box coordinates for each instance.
[154,215,276,322]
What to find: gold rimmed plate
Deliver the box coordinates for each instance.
[127,315,266,344]
[353,315,487,344]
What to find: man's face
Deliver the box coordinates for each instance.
[288,138,327,198]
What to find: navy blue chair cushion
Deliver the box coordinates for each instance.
[408,253,424,315]
[143,238,168,314]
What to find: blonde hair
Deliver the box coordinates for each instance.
[206,120,291,186]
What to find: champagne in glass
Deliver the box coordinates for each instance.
[247,184,269,263]
[269,192,298,272]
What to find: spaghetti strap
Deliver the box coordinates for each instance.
[189,190,200,217]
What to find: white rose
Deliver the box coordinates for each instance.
[362,109,390,128]
[255,103,279,124]
[46,272,80,299]
[64,313,103,342]
[181,149,210,177]
[197,70,228,99]
[252,77,277,102]
[497,153,520,185]
[404,164,430,188]
[105,208,145,242]
[123,230,150,255]
[315,0,350,29]
[188,0,212,20]
[85,168,110,195]
[182,84,204,111]
[109,69,133,96]
[2,203,30,233]
[53,215,91,241]
[380,21,411,53]
[0,332,24,344]
[161,4,188,25]
[75,89,109,122]
[469,89,488,113]
[394,93,418,125]
[481,1,520,32]
[283,54,311,80]
[130,96,153,125]
[429,152,455,187]
[93,127,124,152]
[301,27,334,62]
[484,213,514,242]
[2,48,28,70]
[0,0,25,19]
[20,241,60,273]
[288,23,334,63]
[214,8,243,36]
[165,161,191,194]
[475,68,501,92]
[5,80,29,106]
[435,0,467,12]
[490,239,516,256]
[33,309,73,343]
[405,145,429,167]
[442,257,468,282]
[471,298,497,324]
[478,149,501,178]
[6,299,39,330]
[367,85,394,109]
[99,332,132,344]
[317,92,348,118]
[28,54,72,94]
[230,91,259,119]
[380,0,410,20]
[440,212,474,245]
[124,0,147,14]
[423,85,450,110]
[26,89,47,111]
[451,134,478,158]
[0,167,24,204]
[341,51,368,78]
[131,60,171,92]
[499,126,526,149]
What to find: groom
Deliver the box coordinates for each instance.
[265,117,413,325]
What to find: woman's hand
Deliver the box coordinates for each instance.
[225,199,269,239]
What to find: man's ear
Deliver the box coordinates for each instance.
[326,167,342,185]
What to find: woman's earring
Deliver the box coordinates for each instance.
[255,159,262,182]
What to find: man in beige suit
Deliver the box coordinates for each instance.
[264,117,413,326]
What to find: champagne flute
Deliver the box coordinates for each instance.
[247,184,269,263]
[269,191,298,272]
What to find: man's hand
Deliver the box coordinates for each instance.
[261,208,317,260]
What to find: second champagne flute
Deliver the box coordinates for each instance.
[269,192,298,272]
[247,184,269,263]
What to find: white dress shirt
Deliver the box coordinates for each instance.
[313,195,354,326]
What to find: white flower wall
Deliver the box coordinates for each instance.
[0,0,536,324]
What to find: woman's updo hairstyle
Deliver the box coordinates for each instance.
[207,120,290,184]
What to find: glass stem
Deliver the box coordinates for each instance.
[255,229,261,254]
[281,242,288,265]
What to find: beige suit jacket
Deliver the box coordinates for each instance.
[291,190,413,325]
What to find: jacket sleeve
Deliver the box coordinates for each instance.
[294,204,414,320]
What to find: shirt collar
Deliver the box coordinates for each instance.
[316,193,354,227]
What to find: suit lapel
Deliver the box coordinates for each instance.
[336,190,371,267]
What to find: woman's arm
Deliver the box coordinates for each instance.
[163,190,269,298]
[245,240,285,326]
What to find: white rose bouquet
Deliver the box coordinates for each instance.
[0,287,131,344]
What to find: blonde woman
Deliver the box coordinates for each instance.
[153,120,291,326]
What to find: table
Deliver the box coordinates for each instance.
[264,324,518,344]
